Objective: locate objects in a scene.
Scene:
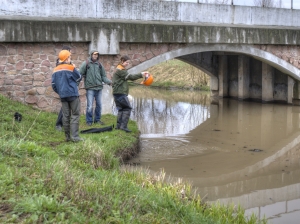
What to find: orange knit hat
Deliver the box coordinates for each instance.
[58,50,71,62]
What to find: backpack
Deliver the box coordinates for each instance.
[85,59,102,74]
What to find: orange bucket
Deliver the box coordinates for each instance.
[141,74,154,86]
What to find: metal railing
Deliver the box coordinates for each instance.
[162,0,300,9]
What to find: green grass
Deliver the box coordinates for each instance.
[0,94,266,223]
[144,59,211,90]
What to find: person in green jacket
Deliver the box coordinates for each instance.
[79,50,112,126]
[112,55,148,133]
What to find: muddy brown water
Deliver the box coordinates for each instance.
[120,86,300,223]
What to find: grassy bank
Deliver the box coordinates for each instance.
[0,94,265,223]
[135,59,211,91]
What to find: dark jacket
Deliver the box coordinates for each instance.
[112,65,143,95]
[51,63,82,99]
[79,50,112,90]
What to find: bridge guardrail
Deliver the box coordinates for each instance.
[163,0,300,9]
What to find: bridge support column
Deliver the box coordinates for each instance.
[295,82,300,99]
[292,81,300,105]
[210,76,219,97]
[238,55,249,100]
[262,63,274,102]
[287,76,294,104]
[218,56,228,97]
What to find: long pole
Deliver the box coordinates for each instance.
[291,0,293,9]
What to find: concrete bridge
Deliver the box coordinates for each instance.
[1,0,300,113]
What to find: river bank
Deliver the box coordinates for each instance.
[0,94,265,223]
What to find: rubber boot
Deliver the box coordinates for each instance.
[116,111,123,129]
[64,124,71,142]
[120,110,132,133]
[70,123,84,142]
[65,131,71,142]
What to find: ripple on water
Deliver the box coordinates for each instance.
[134,136,215,162]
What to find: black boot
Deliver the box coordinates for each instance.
[120,110,132,133]
[64,123,71,142]
[71,123,84,142]
[65,131,71,142]
[116,111,123,129]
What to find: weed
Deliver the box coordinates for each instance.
[145,59,211,90]
[0,94,265,223]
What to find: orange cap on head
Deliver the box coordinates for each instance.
[58,50,71,62]
[141,74,154,86]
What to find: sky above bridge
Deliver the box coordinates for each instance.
[171,0,300,9]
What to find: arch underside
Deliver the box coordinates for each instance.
[128,44,300,104]
[129,44,300,81]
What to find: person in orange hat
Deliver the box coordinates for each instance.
[52,50,83,142]
[112,55,148,133]
[55,45,72,132]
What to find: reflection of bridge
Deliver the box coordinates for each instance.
[185,98,300,180]
[220,184,300,223]
[185,99,300,222]
[132,95,300,220]
[1,1,300,112]
[128,89,300,221]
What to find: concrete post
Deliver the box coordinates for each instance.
[262,62,274,102]
[218,55,228,97]
[287,76,294,104]
[210,76,219,97]
[238,55,249,100]
[296,82,300,99]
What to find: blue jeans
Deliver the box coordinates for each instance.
[86,89,102,124]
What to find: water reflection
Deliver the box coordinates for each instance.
[126,86,300,223]
[129,87,211,138]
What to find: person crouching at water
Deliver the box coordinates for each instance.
[112,55,148,132]
[51,50,83,142]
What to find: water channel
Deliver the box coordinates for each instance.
[116,86,300,223]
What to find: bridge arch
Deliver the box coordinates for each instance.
[129,43,300,103]
[129,44,300,81]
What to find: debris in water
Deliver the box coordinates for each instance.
[249,149,263,152]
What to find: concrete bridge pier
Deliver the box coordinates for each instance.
[288,77,295,104]
[210,76,219,97]
[238,55,250,100]
[218,55,228,98]
[262,63,274,102]
[213,54,296,104]
[293,82,300,105]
